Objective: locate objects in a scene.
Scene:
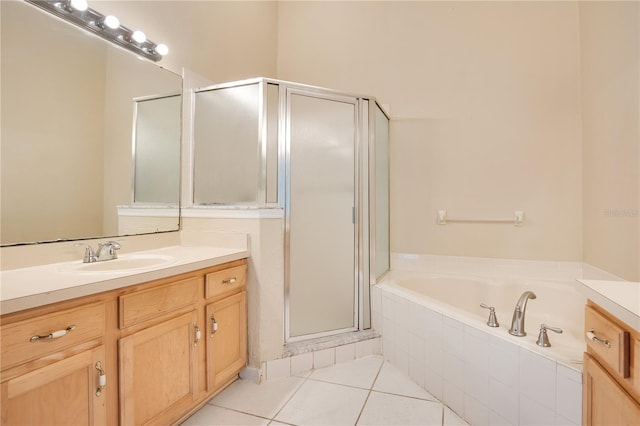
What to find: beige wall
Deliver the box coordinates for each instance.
[277,1,583,261]
[181,216,285,366]
[92,1,278,81]
[580,2,640,281]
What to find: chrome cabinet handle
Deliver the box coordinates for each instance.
[95,361,106,397]
[586,329,611,348]
[30,325,76,342]
[222,277,237,285]
[210,314,218,336]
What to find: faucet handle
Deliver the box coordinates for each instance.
[480,303,500,328]
[100,241,121,258]
[541,324,563,334]
[74,243,96,263]
[99,240,121,248]
[536,324,563,347]
[94,241,121,260]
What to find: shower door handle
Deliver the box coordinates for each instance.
[352,207,355,224]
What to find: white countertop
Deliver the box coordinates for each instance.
[0,245,249,315]
[578,279,640,332]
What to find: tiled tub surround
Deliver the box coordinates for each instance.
[373,255,586,425]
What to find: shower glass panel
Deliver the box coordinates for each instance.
[133,94,181,204]
[374,104,390,279]
[266,83,279,204]
[287,91,357,339]
[193,83,260,204]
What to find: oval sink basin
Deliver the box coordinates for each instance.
[59,254,179,274]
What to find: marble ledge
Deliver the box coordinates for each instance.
[0,245,249,315]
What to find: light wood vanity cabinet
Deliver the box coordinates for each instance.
[1,345,108,425]
[206,291,247,391]
[118,275,202,424]
[119,310,200,425]
[583,301,640,425]
[0,258,248,426]
[1,302,109,425]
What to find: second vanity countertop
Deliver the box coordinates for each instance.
[578,279,640,332]
[0,245,249,315]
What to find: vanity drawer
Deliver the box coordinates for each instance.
[119,277,200,328]
[205,265,246,299]
[585,305,630,378]
[1,302,105,370]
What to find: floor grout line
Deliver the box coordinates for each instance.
[267,370,311,424]
[206,404,273,423]
[369,388,442,403]
[353,357,386,425]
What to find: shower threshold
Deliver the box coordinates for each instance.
[283,329,380,358]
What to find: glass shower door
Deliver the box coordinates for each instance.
[286,90,358,340]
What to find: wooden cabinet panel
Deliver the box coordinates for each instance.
[585,305,631,378]
[119,277,200,328]
[206,291,247,391]
[634,338,640,395]
[583,353,640,426]
[1,345,107,425]
[119,311,199,425]
[205,265,246,300]
[1,302,105,370]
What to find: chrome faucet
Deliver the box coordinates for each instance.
[76,241,121,263]
[95,241,120,261]
[508,291,536,336]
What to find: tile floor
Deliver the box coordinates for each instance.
[181,355,469,426]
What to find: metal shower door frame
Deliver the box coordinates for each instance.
[283,85,362,343]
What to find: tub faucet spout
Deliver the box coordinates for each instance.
[509,291,536,337]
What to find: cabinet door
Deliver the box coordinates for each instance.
[584,353,640,425]
[206,291,247,391]
[119,311,199,425]
[1,345,107,425]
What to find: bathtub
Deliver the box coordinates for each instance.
[373,262,586,426]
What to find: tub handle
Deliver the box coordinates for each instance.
[480,303,499,328]
[537,324,563,347]
[586,329,611,348]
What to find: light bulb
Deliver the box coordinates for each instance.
[69,0,88,11]
[155,44,169,56]
[103,15,119,29]
[131,30,146,44]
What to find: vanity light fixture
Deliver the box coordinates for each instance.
[155,43,169,56]
[102,15,120,30]
[24,0,169,62]
[68,0,87,12]
[131,30,146,44]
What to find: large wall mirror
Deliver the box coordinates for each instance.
[1,0,182,246]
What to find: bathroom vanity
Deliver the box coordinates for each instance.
[0,247,248,425]
[580,281,640,425]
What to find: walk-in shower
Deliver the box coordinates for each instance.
[190,78,389,343]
